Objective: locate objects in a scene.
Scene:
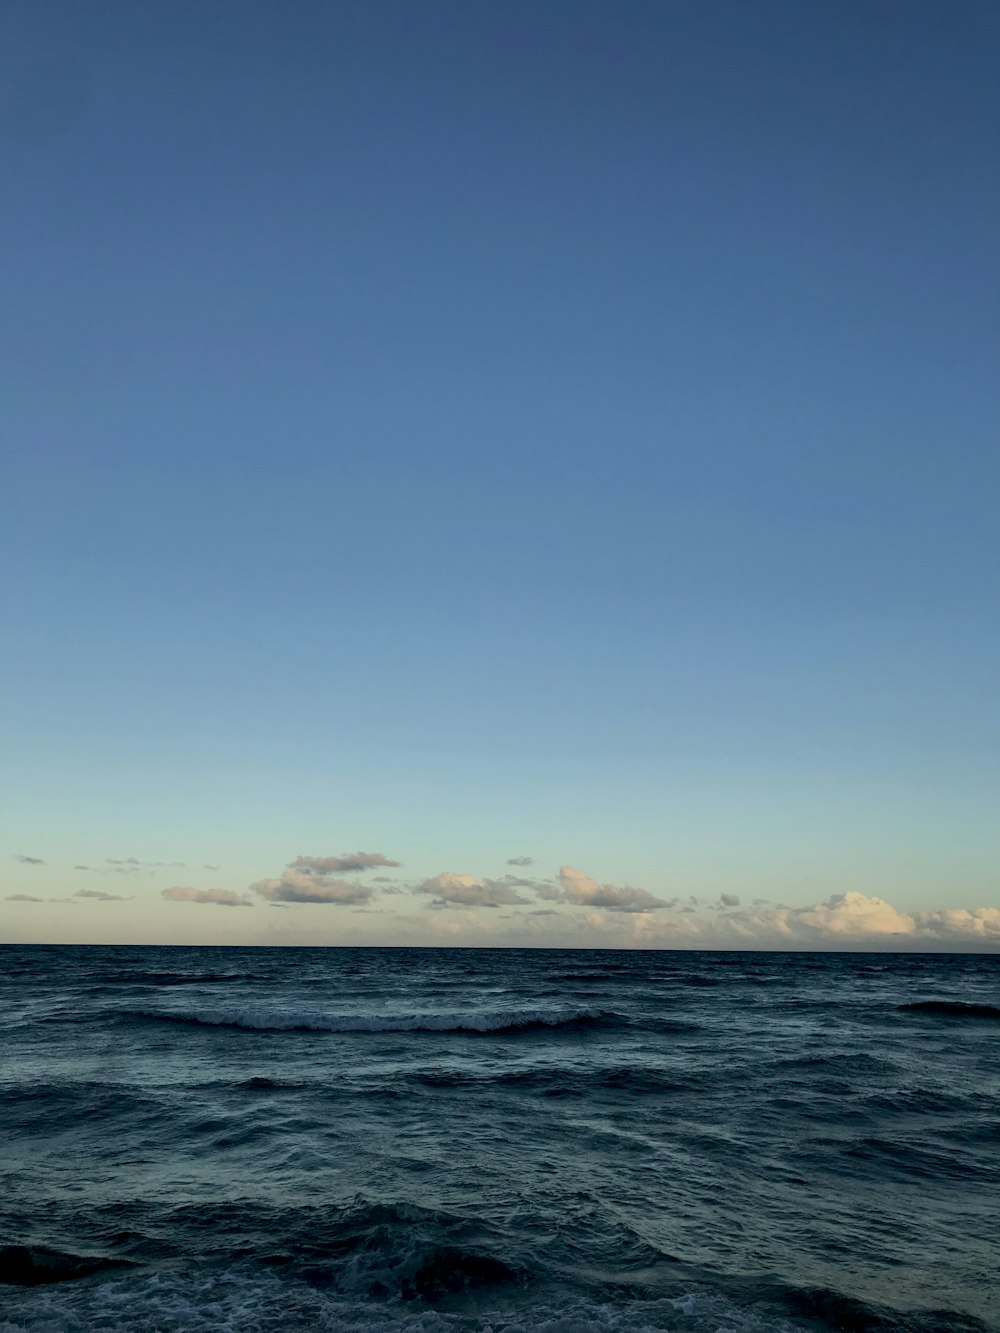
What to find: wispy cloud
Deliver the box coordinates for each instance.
[506,856,533,866]
[162,886,252,907]
[106,857,140,866]
[558,865,669,913]
[75,889,132,902]
[418,872,533,909]
[290,852,400,874]
[6,893,43,902]
[16,855,44,865]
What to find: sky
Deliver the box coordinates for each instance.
[3,0,999,950]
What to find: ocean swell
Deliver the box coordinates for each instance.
[124,1006,620,1035]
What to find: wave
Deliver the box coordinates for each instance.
[404,1064,695,1098]
[761,1278,992,1333]
[3,1262,985,1333]
[96,971,258,988]
[0,1243,132,1287]
[125,1006,622,1035]
[0,1270,820,1333]
[899,1001,1000,1020]
[236,1075,301,1092]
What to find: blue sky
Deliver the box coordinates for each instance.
[4,1,999,947]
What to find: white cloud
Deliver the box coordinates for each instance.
[783,891,913,938]
[251,870,374,905]
[418,871,532,908]
[162,886,253,907]
[912,906,1000,942]
[558,865,668,913]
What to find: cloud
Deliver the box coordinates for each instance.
[98,858,145,876]
[506,856,533,866]
[910,905,1000,942]
[251,870,374,905]
[75,889,131,902]
[290,852,400,874]
[203,864,221,871]
[74,865,90,871]
[778,892,913,938]
[720,893,741,907]
[533,882,565,901]
[6,893,43,902]
[634,891,1000,950]
[558,865,668,913]
[16,854,45,865]
[418,872,532,909]
[162,886,253,907]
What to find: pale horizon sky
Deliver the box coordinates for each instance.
[4,1,999,950]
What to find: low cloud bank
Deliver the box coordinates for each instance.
[639,891,1000,949]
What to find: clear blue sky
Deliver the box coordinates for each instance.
[3,1,998,947]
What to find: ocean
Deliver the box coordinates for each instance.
[0,945,997,1333]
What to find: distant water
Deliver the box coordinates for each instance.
[1,946,997,1333]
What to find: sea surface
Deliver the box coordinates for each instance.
[0,945,997,1333]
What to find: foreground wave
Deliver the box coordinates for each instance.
[0,1271,831,1333]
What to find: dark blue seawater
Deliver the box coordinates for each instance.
[1,946,998,1333]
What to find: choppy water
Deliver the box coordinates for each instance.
[1,945,997,1333]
